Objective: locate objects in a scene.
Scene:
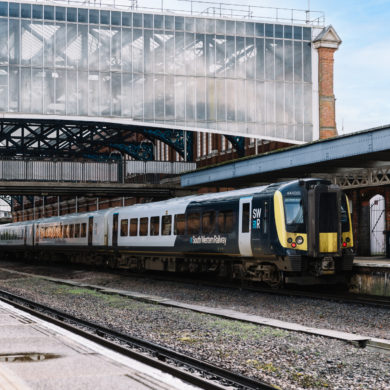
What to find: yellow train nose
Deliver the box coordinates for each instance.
[319,232,338,253]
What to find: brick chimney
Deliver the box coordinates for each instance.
[313,25,342,139]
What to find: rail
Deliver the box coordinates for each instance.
[0,289,277,390]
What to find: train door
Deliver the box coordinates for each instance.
[307,184,341,257]
[35,224,39,245]
[88,217,93,246]
[251,195,272,256]
[112,213,118,247]
[238,197,253,257]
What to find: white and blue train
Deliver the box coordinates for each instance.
[0,179,354,286]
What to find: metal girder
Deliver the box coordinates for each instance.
[0,118,200,161]
[143,128,193,161]
[225,135,245,157]
[0,195,34,208]
[109,143,154,161]
[0,181,190,198]
[0,118,201,161]
[322,166,390,189]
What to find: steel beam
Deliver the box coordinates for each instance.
[0,118,197,161]
[0,181,190,198]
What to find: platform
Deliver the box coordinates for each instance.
[0,300,197,390]
[351,257,390,297]
[354,257,390,268]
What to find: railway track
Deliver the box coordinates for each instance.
[255,286,390,310]
[126,271,390,310]
[0,288,277,390]
[103,268,390,310]
[1,261,390,309]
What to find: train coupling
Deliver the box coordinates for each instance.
[317,256,335,275]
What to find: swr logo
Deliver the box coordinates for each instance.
[252,208,262,219]
[252,208,261,229]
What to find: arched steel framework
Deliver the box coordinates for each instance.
[0,118,205,161]
[0,118,247,161]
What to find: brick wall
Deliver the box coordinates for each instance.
[318,47,338,139]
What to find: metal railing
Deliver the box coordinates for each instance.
[126,160,196,175]
[0,159,196,183]
[0,159,118,182]
[25,0,325,26]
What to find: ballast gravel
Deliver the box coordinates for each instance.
[0,266,388,390]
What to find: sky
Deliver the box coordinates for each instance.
[156,0,390,134]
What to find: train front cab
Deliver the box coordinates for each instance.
[272,180,354,285]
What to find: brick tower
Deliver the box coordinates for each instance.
[313,26,342,139]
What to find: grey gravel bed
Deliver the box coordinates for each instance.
[1,263,390,340]
[0,263,390,340]
[24,265,390,341]
[0,271,388,390]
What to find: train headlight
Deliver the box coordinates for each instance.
[346,237,350,242]
[296,236,304,245]
[287,237,293,244]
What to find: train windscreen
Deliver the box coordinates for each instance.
[284,196,305,232]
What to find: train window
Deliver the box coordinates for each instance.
[130,218,138,236]
[174,214,185,235]
[162,215,172,235]
[120,219,128,236]
[284,197,305,232]
[150,216,160,236]
[187,212,200,234]
[341,195,350,232]
[69,224,74,238]
[218,210,234,233]
[202,211,216,234]
[81,223,87,238]
[56,225,61,238]
[319,193,338,233]
[241,203,250,233]
[139,217,148,236]
[75,224,80,238]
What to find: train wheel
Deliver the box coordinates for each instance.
[105,257,117,269]
[269,270,284,289]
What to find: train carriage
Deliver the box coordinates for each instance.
[0,178,354,286]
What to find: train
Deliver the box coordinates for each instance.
[0,178,354,286]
